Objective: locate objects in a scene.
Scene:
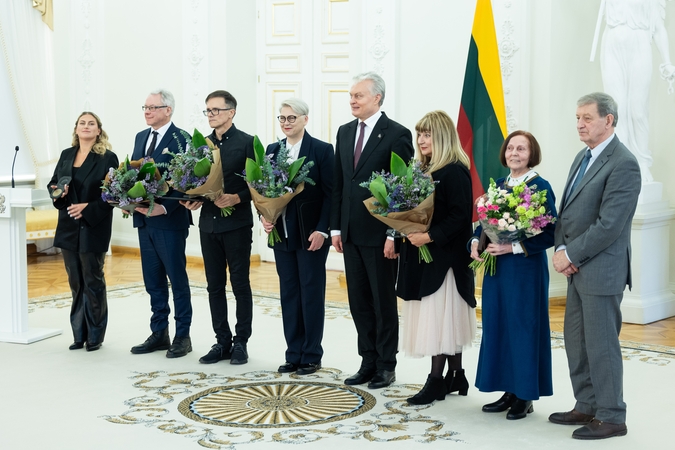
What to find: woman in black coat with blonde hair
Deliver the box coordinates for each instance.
[397,110,477,405]
[48,111,118,351]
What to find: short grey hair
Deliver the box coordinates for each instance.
[352,71,385,106]
[280,98,309,116]
[577,92,618,127]
[149,88,175,116]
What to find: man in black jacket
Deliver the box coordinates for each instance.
[330,72,414,389]
[182,90,255,365]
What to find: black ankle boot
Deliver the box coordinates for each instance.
[445,369,469,396]
[506,398,534,420]
[482,392,516,413]
[407,375,446,405]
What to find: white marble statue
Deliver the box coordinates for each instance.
[592,0,675,183]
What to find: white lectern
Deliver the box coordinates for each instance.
[0,187,62,343]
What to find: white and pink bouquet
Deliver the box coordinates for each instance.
[469,178,555,275]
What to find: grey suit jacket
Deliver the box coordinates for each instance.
[554,135,641,296]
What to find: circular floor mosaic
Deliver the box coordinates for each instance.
[178,381,376,428]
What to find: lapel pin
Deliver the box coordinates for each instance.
[378,134,382,138]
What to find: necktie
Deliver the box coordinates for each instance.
[353,122,366,169]
[147,131,159,157]
[569,149,592,195]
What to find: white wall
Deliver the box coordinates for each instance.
[0,47,33,183]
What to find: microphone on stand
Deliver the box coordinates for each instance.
[11,146,19,188]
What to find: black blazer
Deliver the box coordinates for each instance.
[130,123,192,231]
[265,132,334,251]
[199,124,255,233]
[48,147,119,253]
[330,112,414,247]
[396,162,476,307]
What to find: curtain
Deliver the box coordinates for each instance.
[0,0,59,188]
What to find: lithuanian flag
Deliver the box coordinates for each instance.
[457,0,507,219]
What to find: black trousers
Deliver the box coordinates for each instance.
[200,226,253,346]
[343,241,398,372]
[61,249,108,344]
[274,244,329,365]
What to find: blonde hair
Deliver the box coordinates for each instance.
[414,110,469,173]
[71,111,112,155]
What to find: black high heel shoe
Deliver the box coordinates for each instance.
[506,398,534,420]
[482,392,516,413]
[445,369,469,396]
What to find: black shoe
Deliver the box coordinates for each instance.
[69,342,84,350]
[506,399,534,420]
[368,370,396,389]
[230,341,248,365]
[199,343,232,364]
[166,336,192,358]
[572,419,627,440]
[344,370,375,386]
[278,362,299,373]
[130,329,170,354]
[445,369,468,396]
[549,409,595,426]
[297,363,321,375]
[85,342,101,352]
[483,392,516,413]
[407,375,446,405]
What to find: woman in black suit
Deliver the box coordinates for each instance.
[48,112,118,351]
[397,110,477,405]
[261,98,334,375]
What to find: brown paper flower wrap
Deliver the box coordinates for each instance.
[248,182,305,243]
[364,193,435,262]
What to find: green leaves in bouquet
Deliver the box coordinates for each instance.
[127,180,147,198]
[253,135,266,166]
[138,162,156,181]
[192,128,208,149]
[369,175,390,210]
[193,157,212,177]
[390,152,407,178]
[287,156,306,186]
[245,157,262,182]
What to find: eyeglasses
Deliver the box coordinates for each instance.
[203,108,234,116]
[277,115,303,123]
[141,105,168,112]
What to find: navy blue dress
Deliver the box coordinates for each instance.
[474,174,557,401]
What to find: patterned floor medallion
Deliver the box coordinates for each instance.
[179,381,376,428]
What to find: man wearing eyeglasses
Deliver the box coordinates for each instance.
[181,90,255,366]
[130,88,194,359]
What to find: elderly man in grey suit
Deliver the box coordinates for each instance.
[550,92,640,440]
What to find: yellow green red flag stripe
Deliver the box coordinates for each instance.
[457,0,508,219]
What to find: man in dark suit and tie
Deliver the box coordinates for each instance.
[261,98,334,376]
[550,92,641,440]
[130,89,193,358]
[330,72,414,389]
[181,90,255,366]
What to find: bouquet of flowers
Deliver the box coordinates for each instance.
[360,153,437,263]
[101,156,168,216]
[163,129,231,217]
[241,136,314,245]
[469,178,556,275]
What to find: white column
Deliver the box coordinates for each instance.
[622,200,675,324]
[0,188,61,343]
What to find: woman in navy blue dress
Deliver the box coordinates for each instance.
[469,130,557,420]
